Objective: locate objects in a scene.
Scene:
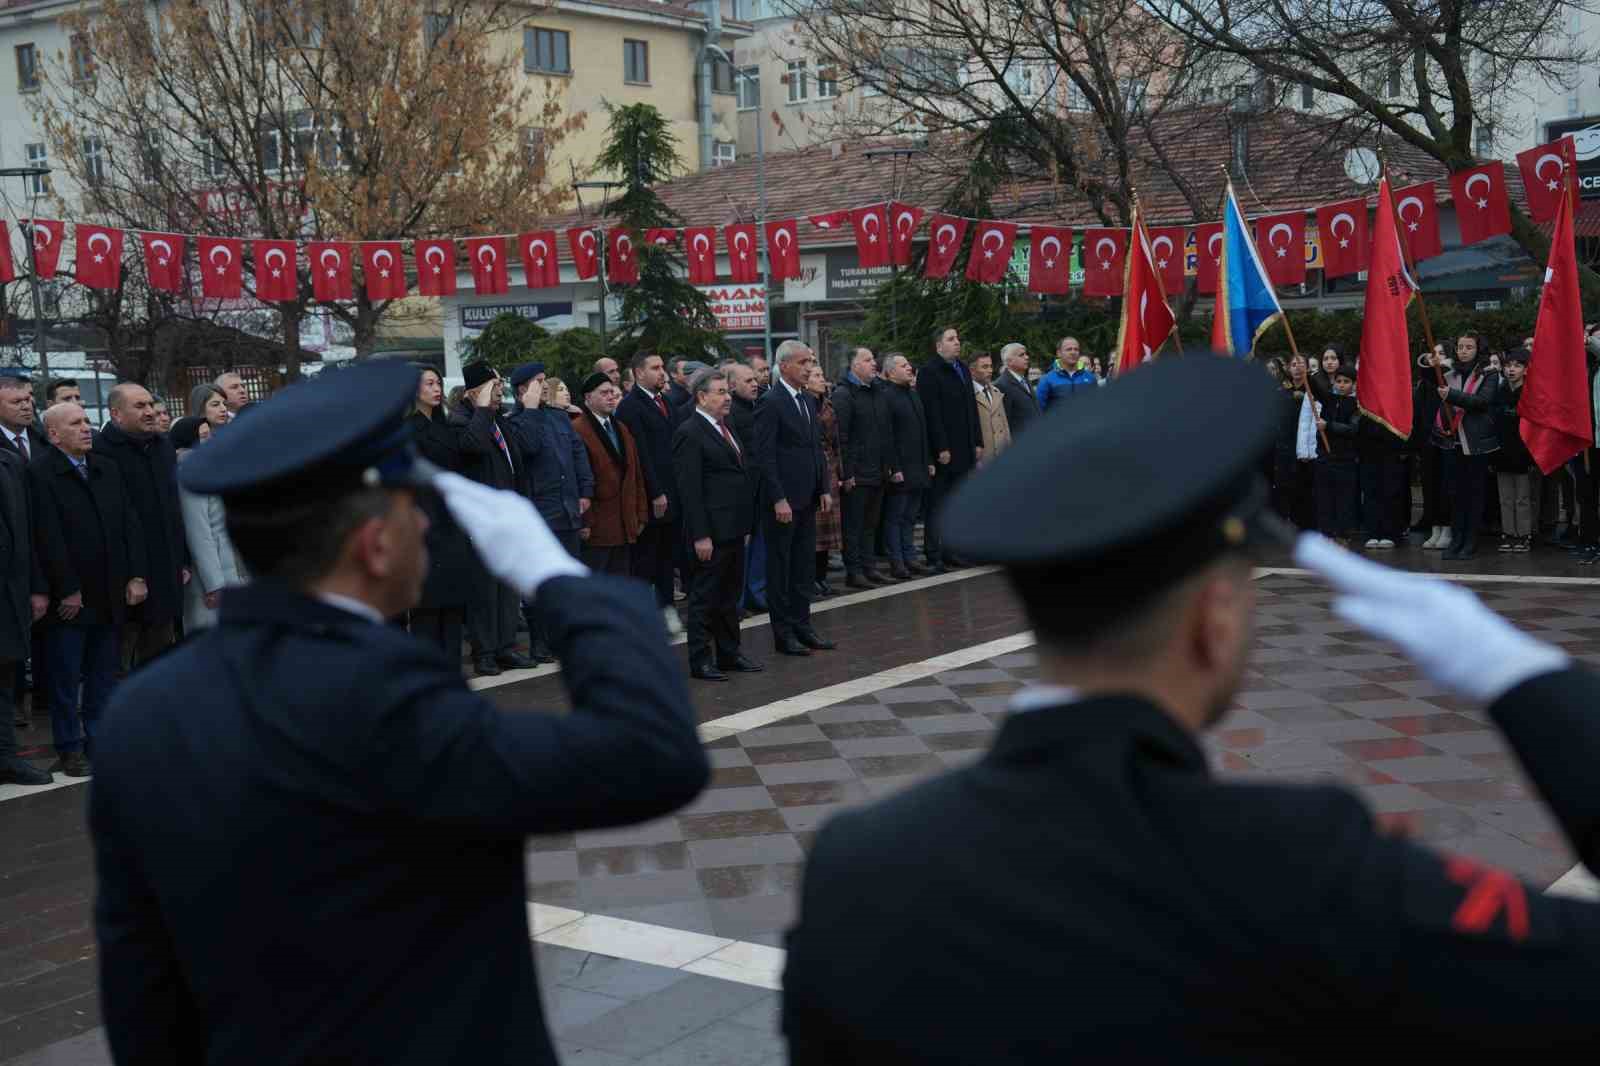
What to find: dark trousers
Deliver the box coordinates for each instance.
[523,528,581,650]
[0,661,18,759]
[467,578,520,657]
[1272,460,1315,529]
[583,543,631,575]
[840,483,885,575]
[1422,446,1455,527]
[409,607,464,664]
[120,620,174,676]
[46,623,119,755]
[1314,458,1360,535]
[1575,449,1600,546]
[632,521,677,607]
[686,539,745,667]
[1450,451,1491,550]
[884,488,918,565]
[765,503,817,641]
[923,465,964,563]
[741,526,767,610]
[1360,453,1408,540]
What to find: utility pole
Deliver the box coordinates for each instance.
[0,166,52,382]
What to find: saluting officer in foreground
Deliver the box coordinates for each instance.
[90,361,708,1066]
[784,356,1600,1061]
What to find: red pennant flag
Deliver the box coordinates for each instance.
[1521,172,1590,474]
[1315,199,1370,280]
[725,223,759,284]
[140,232,184,293]
[519,231,560,289]
[414,239,456,296]
[607,229,639,285]
[1194,222,1223,295]
[28,220,63,279]
[362,241,407,300]
[1394,183,1443,262]
[965,220,1016,284]
[1146,227,1186,295]
[1081,228,1127,296]
[644,227,678,248]
[684,226,717,284]
[1516,137,1578,224]
[1253,211,1306,286]
[1356,176,1416,441]
[1027,226,1072,294]
[1450,164,1513,246]
[253,239,297,302]
[924,215,968,279]
[308,242,354,301]
[567,228,598,280]
[887,202,924,267]
[1114,211,1176,377]
[851,206,889,268]
[465,236,509,295]
[808,210,850,234]
[765,219,800,281]
[197,236,243,298]
[74,224,123,291]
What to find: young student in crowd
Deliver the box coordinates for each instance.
[1437,333,1501,562]
[1492,349,1536,553]
[1313,363,1360,544]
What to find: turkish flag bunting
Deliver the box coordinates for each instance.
[140,232,185,293]
[1394,183,1443,262]
[1027,226,1073,294]
[27,220,63,279]
[197,236,243,298]
[1450,164,1513,246]
[607,229,639,285]
[362,241,407,300]
[851,206,890,269]
[465,236,509,295]
[724,224,759,284]
[74,224,123,291]
[808,210,850,234]
[1194,222,1223,295]
[1115,215,1176,377]
[923,215,968,279]
[309,242,354,302]
[1081,228,1127,296]
[1516,137,1578,224]
[414,239,456,296]
[684,226,718,284]
[965,220,1016,284]
[1146,227,1186,296]
[253,239,297,302]
[520,231,560,289]
[644,228,678,248]
[1356,176,1416,441]
[1521,173,1590,474]
[1253,211,1306,286]
[765,219,800,281]
[887,202,924,267]
[0,223,15,285]
[567,229,598,280]
[1315,199,1369,279]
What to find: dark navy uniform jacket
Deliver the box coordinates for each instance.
[91,574,707,1066]
[784,668,1600,1062]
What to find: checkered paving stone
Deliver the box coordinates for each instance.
[525,576,1599,945]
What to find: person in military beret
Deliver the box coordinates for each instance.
[89,360,707,1066]
[785,355,1600,1061]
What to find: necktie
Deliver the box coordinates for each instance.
[718,418,741,463]
[491,421,513,472]
[15,432,27,460]
[953,361,967,384]
[655,393,670,420]
[73,459,86,480]
[602,418,620,451]
[794,389,808,424]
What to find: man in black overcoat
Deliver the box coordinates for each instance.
[0,444,47,784]
[915,326,983,570]
[615,350,682,608]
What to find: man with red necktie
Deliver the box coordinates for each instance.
[615,351,684,612]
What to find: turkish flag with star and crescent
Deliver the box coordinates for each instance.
[413,239,456,296]
[851,206,890,269]
[1193,222,1223,295]
[887,202,924,267]
[465,236,509,295]
[1522,171,1591,474]
[1516,137,1578,224]
[808,210,850,234]
[74,224,123,291]
[1394,183,1443,262]
[140,232,185,293]
[0,223,16,285]
[308,242,354,301]
[1114,213,1176,378]
[1081,228,1127,296]
[1315,199,1370,279]
[1253,211,1306,286]
[765,218,800,281]
[607,229,639,285]
[684,227,718,284]
[520,231,560,288]
[923,215,968,279]
[27,219,64,279]
[1450,164,1512,246]
[197,236,242,298]
[567,229,598,280]
[965,220,1017,284]
[724,224,759,284]
[362,241,407,300]
[1027,226,1072,294]
[252,238,297,302]
[1146,227,1186,295]
[644,228,678,249]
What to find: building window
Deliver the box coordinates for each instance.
[1065,80,1087,112]
[624,39,649,84]
[1387,62,1402,98]
[1475,123,1494,157]
[712,140,736,167]
[525,27,571,75]
[736,65,760,110]
[203,138,228,180]
[69,34,94,82]
[82,136,106,187]
[711,57,735,94]
[816,64,837,99]
[1300,83,1314,109]
[1119,77,1147,112]
[24,143,47,194]
[522,126,546,172]
[15,44,37,91]
[140,129,161,178]
[1005,62,1036,100]
[786,60,808,103]
[424,12,453,50]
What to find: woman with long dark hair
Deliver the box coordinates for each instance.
[405,366,475,664]
[1436,333,1500,561]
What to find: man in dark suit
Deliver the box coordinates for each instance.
[753,341,834,656]
[91,361,706,1066]
[916,325,984,572]
[0,443,47,785]
[615,350,682,608]
[673,368,761,681]
[723,360,766,613]
[664,357,694,412]
[996,341,1039,436]
[0,371,48,730]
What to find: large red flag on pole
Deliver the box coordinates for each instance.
[1355,175,1416,439]
[1520,169,1591,474]
[1113,202,1175,377]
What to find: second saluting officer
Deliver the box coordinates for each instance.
[89,361,708,1066]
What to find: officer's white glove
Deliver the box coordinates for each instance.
[433,471,588,599]
[1293,532,1568,704]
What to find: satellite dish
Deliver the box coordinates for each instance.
[1343,147,1380,186]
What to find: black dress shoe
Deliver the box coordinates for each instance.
[796,629,836,651]
[775,635,812,656]
[474,655,502,677]
[0,756,50,786]
[815,581,837,597]
[845,574,872,590]
[862,570,890,585]
[889,563,911,579]
[496,651,536,670]
[746,597,768,613]
[905,561,930,575]
[690,663,730,682]
[49,751,90,778]
[718,654,764,673]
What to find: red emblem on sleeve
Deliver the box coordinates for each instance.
[1445,856,1529,942]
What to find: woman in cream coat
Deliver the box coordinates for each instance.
[171,416,245,631]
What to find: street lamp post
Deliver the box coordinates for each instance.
[0,166,52,382]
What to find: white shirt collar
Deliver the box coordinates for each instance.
[1008,684,1083,715]
[315,593,385,624]
[1008,369,1028,385]
[696,408,723,429]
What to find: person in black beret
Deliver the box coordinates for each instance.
[785,355,1600,1061]
[89,360,706,1066]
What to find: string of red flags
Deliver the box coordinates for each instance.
[0,138,1567,304]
